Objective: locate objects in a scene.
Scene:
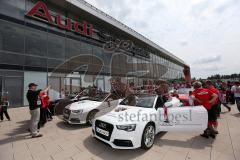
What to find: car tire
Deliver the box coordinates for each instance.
[141,123,155,149]
[87,110,98,125]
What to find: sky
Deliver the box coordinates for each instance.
[84,0,240,78]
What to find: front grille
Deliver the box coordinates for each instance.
[63,108,70,119]
[113,139,133,147]
[95,120,114,141]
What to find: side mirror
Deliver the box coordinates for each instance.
[155,105,162,110]
[118,99,123,105]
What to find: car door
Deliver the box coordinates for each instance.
[155,97,208,132]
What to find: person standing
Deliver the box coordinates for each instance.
[125,82,136,106]
[60,89,65,99]
[231,82,240,112]
[192,81,218,139]
[227,81,235,104]
[38,92,50,128]
[43,92,53,121]
[205,81,221,134]
[219,87,231,111]
[125,82,135,97]
[26,83,50,138]
[0,96,11,121]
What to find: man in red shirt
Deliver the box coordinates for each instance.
[192,81,218,138]
[206,81,222,134]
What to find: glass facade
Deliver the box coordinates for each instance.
[0,0,186,107]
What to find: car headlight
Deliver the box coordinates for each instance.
[116,124,136,132]
[71,109,83,114]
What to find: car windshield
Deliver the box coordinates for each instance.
[86,93,109,102]
[120,95,156,108]
[177,88,192,94]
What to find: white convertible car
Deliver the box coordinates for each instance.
[63,93,121,125]
[92,94,208,149]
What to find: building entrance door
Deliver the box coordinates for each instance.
[95,77,105,92]
[70,78,81,94]
[4,76,23,107]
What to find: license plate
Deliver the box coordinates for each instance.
[96,127,109,137]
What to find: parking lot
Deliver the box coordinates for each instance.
[0,105,239,160]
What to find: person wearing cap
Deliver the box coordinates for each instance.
[192,81,218,138]
[26,83,50,138]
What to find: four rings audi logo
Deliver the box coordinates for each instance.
[99,122,107,129]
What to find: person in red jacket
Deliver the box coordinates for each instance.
[38,92,50,128]
[192,81,218,138]
[40,92,50,109]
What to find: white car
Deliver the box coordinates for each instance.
[92,94,208,149]
[63,93,121,125]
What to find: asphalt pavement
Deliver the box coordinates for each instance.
[0,105,239,160]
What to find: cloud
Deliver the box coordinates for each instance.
[132,21,148,29]
[202,65,223,71]
[85,0,240,78]
[190,0,212,18]
[180,41,188,46]
[118,7,132,21]
[195,55,221,64]
[214,0,239,14]
[147,1,166,13]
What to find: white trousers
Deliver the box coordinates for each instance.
[29,108,40,136]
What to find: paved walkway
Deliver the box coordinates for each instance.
[0,105,239,160]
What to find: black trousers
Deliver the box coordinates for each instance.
[208,104,218,123]
[45,108,52,119]
[216,102,221,117]
[230,93,235,104]
[0,107,10,120]
[38,108,47,129]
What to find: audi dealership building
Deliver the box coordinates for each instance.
[0,0,190,107]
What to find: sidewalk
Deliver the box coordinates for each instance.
[0,105,239,160]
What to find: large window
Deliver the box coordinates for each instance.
[26,28,47,57]
[25,56,47,68]
[0,21,24,53]
[47,59,64,70]
[102,50,113,68]
[66,38,81,59]
[118,53,128,77]
[0,52,25,66]
[0,0,25,20]
[92,46,103,65]
[48,34,65,59]
[81,42,92,64]
[126,54,133,77]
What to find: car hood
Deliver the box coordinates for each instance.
[66,100,102,110]
[96,105,152,124]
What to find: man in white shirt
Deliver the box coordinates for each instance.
[231,82,240,112]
